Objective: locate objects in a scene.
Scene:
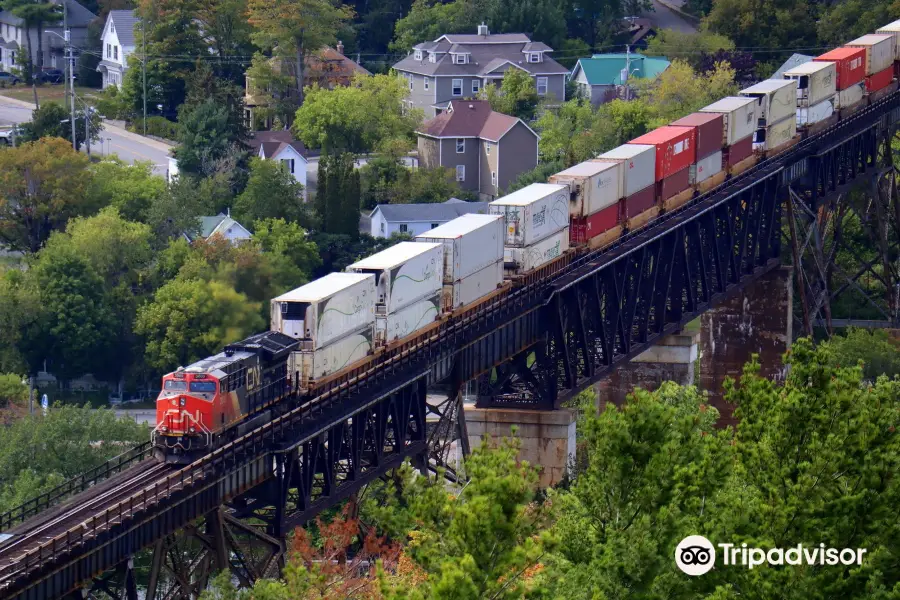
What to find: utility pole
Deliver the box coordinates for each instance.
[142,18,147,136]
[85,105,90,157]
[64,0,76,151]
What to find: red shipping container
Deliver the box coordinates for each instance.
[624,186,656,218]
[570,203,622,244]
[814,47,866,91]
[671,113,725,159]
[657,167,691,201]
[865,65,894,92]
[724,137,753,168]
[629,126,697,182]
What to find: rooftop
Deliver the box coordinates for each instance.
[347,241,443,270]
[572,53,671,86]
[248,130,307,158]
[374,199,490,223]
[417,100,526,142]
[769,53,813,79]
[107,10,138,46]
[274,272,373,303]
[416,213,503,240]
[490,183,567,206]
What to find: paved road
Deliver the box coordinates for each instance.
[642,0,698,33]
[0,96,172,176]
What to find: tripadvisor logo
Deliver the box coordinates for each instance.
[675,536,868,576]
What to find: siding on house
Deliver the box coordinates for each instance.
[440,137,480,193]
[497,122,538,192]
[478,140,500,198]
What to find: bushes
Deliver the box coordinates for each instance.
[127,116,180,141]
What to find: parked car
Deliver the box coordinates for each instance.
[37,69,72,84]
[0,71,20,85]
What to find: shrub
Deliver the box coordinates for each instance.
[128,116,180,141]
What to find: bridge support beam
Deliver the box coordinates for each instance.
[464,407,576,487]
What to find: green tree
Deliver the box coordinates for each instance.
[504,159,565,194]
[390,0,475,53]
[535,98,596,164]
[0,269,42,373]
[87,159,167,222]
[18,102,103,152]
[247,0,354,107]
[0,373,27,411]
[174,98,247,176]
[0,137,93,253]
[309,232,410,276]
[144,176,211,244]
[253,218,322,279]
[704,0,818,52]
[179,59,249,144]
[481,68,540,121]
[316,152,361,236]
[824,328,900,381]
[135,278,265,372]
[293,74,421,154]
[817,0,900,46]
[233,157,305,224]
[195,0,255,85]
[633,59,738,126]
[644,29,736,66]
[2,0,61,82]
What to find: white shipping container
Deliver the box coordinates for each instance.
[784,61,837,108]
[797,95,836,127]
[504,227,569,273]
[290,326,374,388]
[595,144,656,198]
[548,160,622,217]
[876,20,900,59]
[416,213,504,284]
[271,273,375,350]
[442,260,503,310]
[376,294,441,344]
[846,34,895,75]
[488,183,568,248]
[740,79,797,126]
[836,82,865,110]
[689,150,723,185]
[346,242,443,315]
[753,117,797,152]
[700,97,758,146]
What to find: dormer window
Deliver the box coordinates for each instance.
[527,52,542,63]
[452,53,468,65]
[414,49,422,60]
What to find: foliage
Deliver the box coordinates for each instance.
[481,68,540,121]
[135,277,265,372]
[293,74,421,154]
[481,0,567,50]
[94,84,134,121]
[174,99,247,176]
[309,232,410,276]
[633,59,738,126]
[703,0,818,53]
[316,152,362,236]
[18,102,103,151]
[87,159,167,223]
[0,373,27,411]
[180,59,248,142]
[644,29,735,66]
[2,0,62,80]
[0,405,148,514]
[144,176,211,243]
[127,116,181,141]
[825,327,900,381]
[0,137,93,253]
[505,159,565,194]
[535,99,596,164]
[0,269,41,373]
[818,0,900,46]
[390,0,476,53]
[233,157,306,224]
[252,218,322,277]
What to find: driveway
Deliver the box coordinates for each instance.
[642,0,698,33]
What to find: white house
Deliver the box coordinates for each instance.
[97,10,137,89]
[0,0,95,74]
[184,213,252,245]
[369,198,489,238]
[248,131,308,201]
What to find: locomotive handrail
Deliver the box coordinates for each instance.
[0,441,154,534]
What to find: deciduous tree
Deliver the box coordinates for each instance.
[87,159,167,223]
[233,157,305,224]
[316,152,362,236]
[19,102,103,151]
[174,98,247,176]
[481,68,540,121]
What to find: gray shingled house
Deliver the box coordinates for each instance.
[369,198,489,238]
[392,23,569,119]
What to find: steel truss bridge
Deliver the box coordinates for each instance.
[1,92,898,600]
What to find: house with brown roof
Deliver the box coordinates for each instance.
[245,42,371,128]
[416,100,538,200]
[393,23,569,119]
[248,131,309,201]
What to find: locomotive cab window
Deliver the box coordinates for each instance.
[797,76,809,89]
[164,380,187,391]
[189,381,217,393]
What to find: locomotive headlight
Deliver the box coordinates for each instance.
[161,426,168,432]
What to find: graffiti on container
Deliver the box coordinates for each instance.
[533,205,546,228]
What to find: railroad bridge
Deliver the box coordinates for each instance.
[1,92,899,600]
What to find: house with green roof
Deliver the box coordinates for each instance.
[570,53,671,106]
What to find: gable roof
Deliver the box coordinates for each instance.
[769,53,813,79]
[572,53,671,86]
[195,214,251,240]
[374,200,490,224]
[436,33,530,44]
[249,130,307,158]
[306,45,372,80]
[416,100,532,142]
[107,10,138,47]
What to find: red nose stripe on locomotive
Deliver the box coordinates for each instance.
[155,395,213,434]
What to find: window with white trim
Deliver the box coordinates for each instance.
[486,143,490,155]
[408,74,413,91]
[491,171,497,186]
[429,53,436,63]
[399,224,408,233]
[414,50,422,60]
[452,78,462,96]
[472,79,480,94]
[114,46,118,60]
[456,138,465,153]
[536,76,548,96]
[456,165,465,181]
[452,53,468,64]
[424,77,430,91]
[527,52,541,63]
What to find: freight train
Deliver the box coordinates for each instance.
[154,20,900,461]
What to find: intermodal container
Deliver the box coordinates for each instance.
[290,325,374,387]
[624,185,656,218]
[784,61,836,108]
[657,167,691,202]
[876,19,900,59]
[570,203,621,244]
[488,183,569,247]
[700,97,758,146]
[442,260,503,310]
[595,144,656,198]
[415,213,504,283]
[346,242,443,315]
[505,227,569,273]
[739,79,797,126]
[377,293,441,344]
[271,273,375,350]
[846,34,895,75]
[671,112,725,158]
[797,96,836,127]
[548,160,622,218]
[865,65,894,93]
[814,47,866,90]
[629,126,697,182]
[724,137,753,167]
[690,150,723,185]
[753,117,796,152]
[836,82,865,109]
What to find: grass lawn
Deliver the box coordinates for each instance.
[0,84,100,105]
